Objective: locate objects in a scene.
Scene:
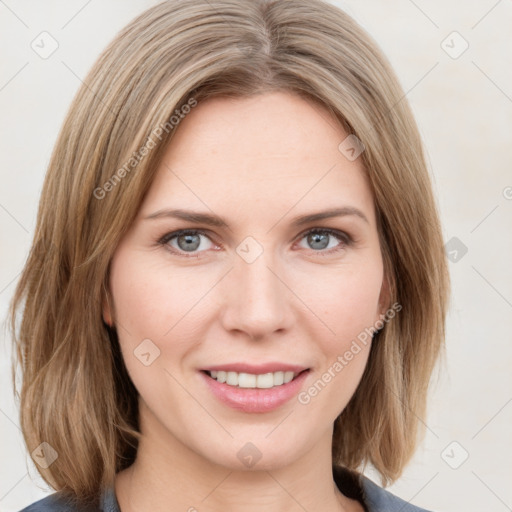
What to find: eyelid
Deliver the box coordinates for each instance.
[158,229,220,253]
[294,227,353,258]
[295,226,352,245]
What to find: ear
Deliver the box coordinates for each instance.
[376,272,392,320]
[102,286,114,327]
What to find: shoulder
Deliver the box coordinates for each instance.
[332,465,434,512]
[19,488,119,512]
[359,474,434,512]
[19,493,80,512]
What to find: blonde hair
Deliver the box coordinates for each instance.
[9,0,449,506]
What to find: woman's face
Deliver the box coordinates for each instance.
[106,91,388,470]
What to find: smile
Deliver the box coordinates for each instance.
[207,370,298,389]
[200,364,310,413]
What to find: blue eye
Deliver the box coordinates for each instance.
[297,229,351,255]
[158,228,351,258]
[159,230,214,256]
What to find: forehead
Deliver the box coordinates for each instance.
[139,91,375,227]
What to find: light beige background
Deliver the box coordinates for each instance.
[1,1,511,511]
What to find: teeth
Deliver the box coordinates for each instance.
[207,370,300,388]
[274,371,284,386]
[239,373,256,388]
[284,371,294,383]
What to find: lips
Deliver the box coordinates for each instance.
[202,363,308,374]
[199,363,310,413]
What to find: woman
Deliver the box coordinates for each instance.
[10,0,449,510]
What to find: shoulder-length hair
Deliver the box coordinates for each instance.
[9,0,449,505]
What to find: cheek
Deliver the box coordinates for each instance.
[109,252,220,385]
[108,254,203,402]
[295,264,381,414]
[301,257,384,346]
[110,254,203,339]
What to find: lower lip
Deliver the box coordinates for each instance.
[200,370,310,413]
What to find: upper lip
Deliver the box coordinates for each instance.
[201,363,309,374]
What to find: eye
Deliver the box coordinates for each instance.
[158,229,217,257]
[296,228,351,256]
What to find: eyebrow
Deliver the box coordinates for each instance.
[144,207,369,228]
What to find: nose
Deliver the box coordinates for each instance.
[219,249,294,341]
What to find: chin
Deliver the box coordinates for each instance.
[192,429,314,473]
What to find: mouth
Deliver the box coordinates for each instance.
[199,364,311,413]
[202,369,308,389]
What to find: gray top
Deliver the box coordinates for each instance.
[19,466,432,511]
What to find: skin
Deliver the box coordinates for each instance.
[105,91,389,512]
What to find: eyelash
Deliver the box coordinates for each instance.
[157,228,353,258]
